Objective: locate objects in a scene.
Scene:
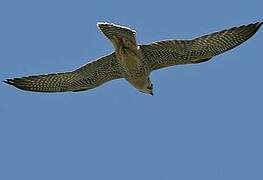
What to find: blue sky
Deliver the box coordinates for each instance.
[0,0,262,179]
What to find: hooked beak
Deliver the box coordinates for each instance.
[139,90,154,96]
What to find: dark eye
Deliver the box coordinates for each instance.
[147,84,153,90]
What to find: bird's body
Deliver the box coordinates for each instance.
[119,48,149,90]
[4,21,263,95]
[98,23,152,93]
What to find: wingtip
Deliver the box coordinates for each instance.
[244,21,263,34]
[3,78,30,92]
[256,21,263,28]
[3,79,14,85]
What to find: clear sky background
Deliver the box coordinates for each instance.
[0,0,262,180]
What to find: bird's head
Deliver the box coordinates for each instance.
[139,79,153,96]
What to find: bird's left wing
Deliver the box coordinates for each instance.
[4,53,125,93]
[140,22,262,71]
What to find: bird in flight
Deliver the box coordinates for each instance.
[4,21,262,95]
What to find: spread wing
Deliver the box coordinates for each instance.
[141,22,262,71]
[4,53,124,92]
[97,22,137,48]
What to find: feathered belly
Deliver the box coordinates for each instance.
[117,48,149,88]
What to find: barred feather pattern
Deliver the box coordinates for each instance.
[98,22,137,47]
[141,22,262,71]
[4,53,124,92]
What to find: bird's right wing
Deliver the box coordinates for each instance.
[141,22,262,71]
[4,53,125,92]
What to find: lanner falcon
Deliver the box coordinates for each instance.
[4,21,262,95]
